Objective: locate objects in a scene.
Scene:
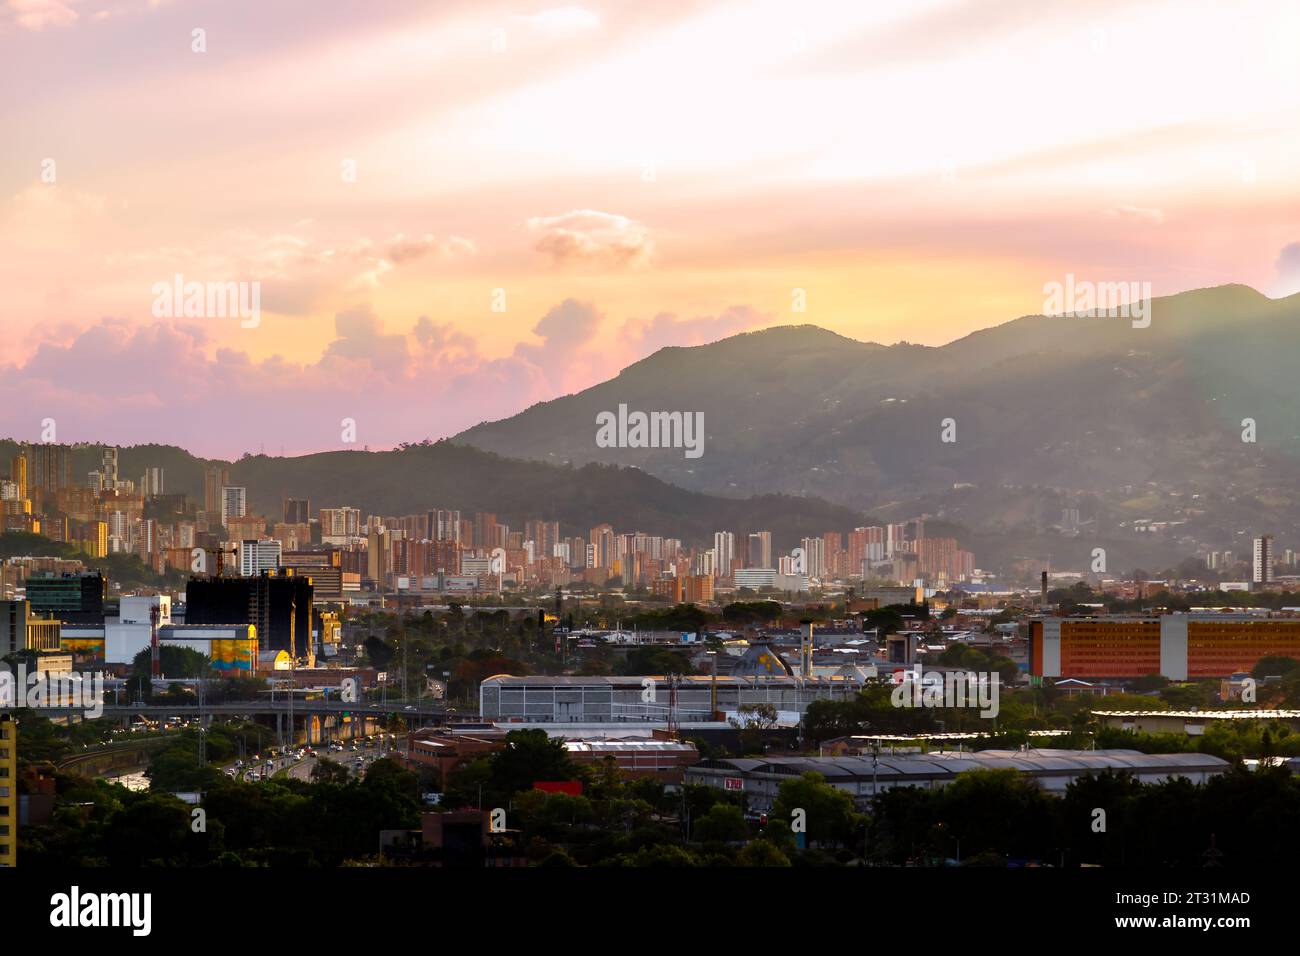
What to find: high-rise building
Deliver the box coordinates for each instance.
[800,536,825,579]
[220,486,247,526]
[240,538,283,576]
[140,467,165,496]
[747,531,772,570]
[186,573,313,659]
[1253,535,1274,586]
[885,523,908,557]
[100,446,119,487]
[589,524,615,569]
[204,464,230,513]
[283,498,312,525]
[432,509,462,543]
[28,443,72,498]
[367,528,391,584]
[319,506,362,545]
[9,454,26,501]
[713,531,735,576]
[474,513,499,551]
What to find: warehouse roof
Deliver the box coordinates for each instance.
[692,749,1229,781]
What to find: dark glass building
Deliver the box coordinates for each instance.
[24,571,106,624]
[185,572,313,659]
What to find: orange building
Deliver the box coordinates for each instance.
[1032,614,1300,680]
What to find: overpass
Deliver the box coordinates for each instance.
[37,700,457,746]
[37,700,452,719]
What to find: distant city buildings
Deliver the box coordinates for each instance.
[0,441,999,608]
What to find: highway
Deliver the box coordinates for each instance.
[232,736,408,783]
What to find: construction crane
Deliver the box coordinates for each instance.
[198,545,238,577]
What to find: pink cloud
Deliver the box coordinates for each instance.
[0,297,763,457]
[526,210,654,269]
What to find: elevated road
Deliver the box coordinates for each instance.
[35,700,454,719]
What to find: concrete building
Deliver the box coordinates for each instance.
[733,568,777,589]
[1,600,61,656]
[239,538,282,577]
[58,621,151,664]
[120,594,171,626]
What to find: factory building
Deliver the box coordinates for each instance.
[480,674,863,723]
[59,622,256,669]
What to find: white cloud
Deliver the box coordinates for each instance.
[526,209,654,268]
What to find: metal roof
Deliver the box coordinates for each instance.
[694,749,1230,781]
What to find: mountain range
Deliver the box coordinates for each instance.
[455,284,1300,563]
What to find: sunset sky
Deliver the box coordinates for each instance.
[2,0,1299,457]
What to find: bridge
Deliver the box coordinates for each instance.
[35,699,458,747]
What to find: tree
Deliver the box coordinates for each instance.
[1252,656,1300,679]
[692,803,749,843]
[737,839,791,866]
[311,758,350,785]
[771,772,858,848]
[487,730,582,802]
[620,646,694,676]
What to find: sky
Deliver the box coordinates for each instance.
[2,0,1299,458]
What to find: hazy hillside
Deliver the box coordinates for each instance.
[0,439,867,550]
